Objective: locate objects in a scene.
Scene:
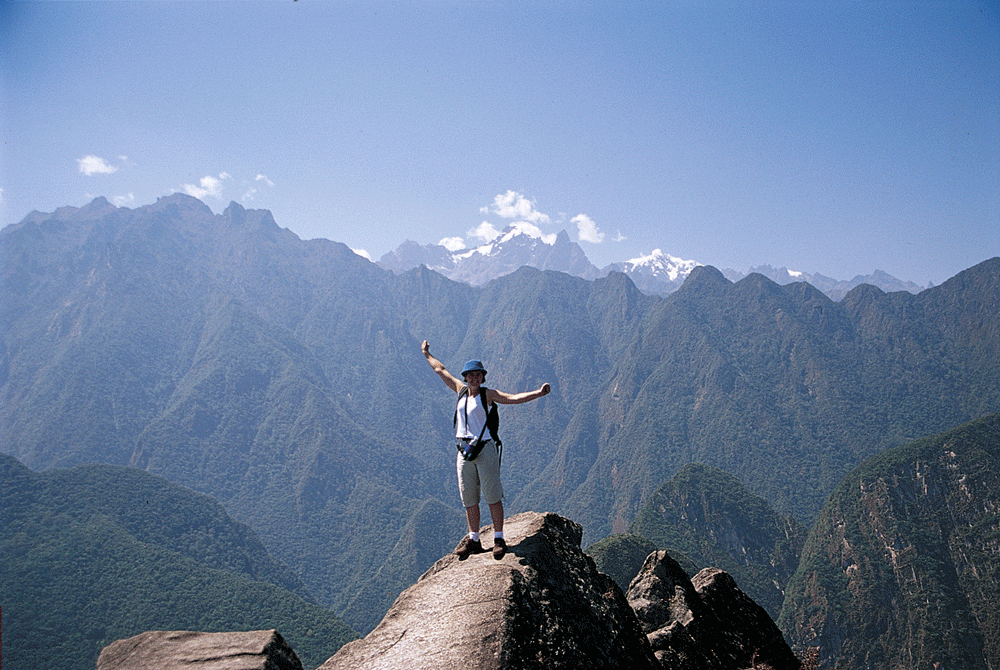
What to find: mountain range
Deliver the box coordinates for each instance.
[378,223,927,299]
[2,194,997,667]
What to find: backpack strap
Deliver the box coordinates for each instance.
[480,387,501,446]
[454,386,468,428]
[480,387,503,468]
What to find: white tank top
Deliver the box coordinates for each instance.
[456,388,488,441]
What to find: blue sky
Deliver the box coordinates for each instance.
[2,1,997,287]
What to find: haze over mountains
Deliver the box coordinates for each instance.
[378,223,927,299]
[2,194,997,669]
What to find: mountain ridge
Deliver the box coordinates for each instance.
[377,217,927,299]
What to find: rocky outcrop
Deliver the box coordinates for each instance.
[628,550,801,670]
[95,629,302,670]
[94,512,800,670]
[319,511,659,669]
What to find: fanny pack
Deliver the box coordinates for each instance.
[457,416,490,461]
[457,438,491,461]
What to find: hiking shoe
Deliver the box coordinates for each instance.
[455,536,484,559]
[492,537,507,560]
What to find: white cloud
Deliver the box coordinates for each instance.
[613,230,627,242]
[182,173,229,199]
[439,236,466,252]
[572,213,605,244]
[77,155,118,175]
[485,190,550,224]
[468,221,502,243]
[352,248,372,261]
[508,221,557,245]
[241,174,274,202]
[113,193,135,207]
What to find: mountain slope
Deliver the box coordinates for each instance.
[0,195,466,633]
[0,454,357,670]
[778,412,1000,670]
[628,462,807,620]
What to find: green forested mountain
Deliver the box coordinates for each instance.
[779,412,1000,670]
[585,463,807,621]
[1,196,471,633]
[628,462,807,620]
[2,195,998,637]
[0,454,357,670]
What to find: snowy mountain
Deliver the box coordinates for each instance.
[379,227,926,299]
[602,249,703,296]
[379,223,602,286]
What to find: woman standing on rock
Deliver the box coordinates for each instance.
[421,340,551,560]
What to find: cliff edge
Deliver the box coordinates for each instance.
[319,511,658,669]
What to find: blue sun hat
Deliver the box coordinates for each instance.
[461,360,488,378]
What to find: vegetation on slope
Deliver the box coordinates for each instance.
[629,462,807,620]
[0,455,357,670]
[779,413,1000,670]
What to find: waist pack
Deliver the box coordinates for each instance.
[457,437,490,461]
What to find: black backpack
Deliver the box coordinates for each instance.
[454,386,503,465]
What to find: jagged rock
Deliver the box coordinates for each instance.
[628,551,725,669]
[693,568,801,669]
[319,511,658,669]
[95,629,302,670]
[628,551,800,670]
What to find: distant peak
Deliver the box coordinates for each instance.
[494,222,559,246]
[624,249,700,275]
[157,192,203,205]
[677,265,729,296]
[152,193,215,216]
[625,248,669,265]
[79,196,116,217]
[224,201,247,226]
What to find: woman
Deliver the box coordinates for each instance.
[421,340,551,559]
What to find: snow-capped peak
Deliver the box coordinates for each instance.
[459,222,558,260]
[622,249,702,281]
[496,221,558,246]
